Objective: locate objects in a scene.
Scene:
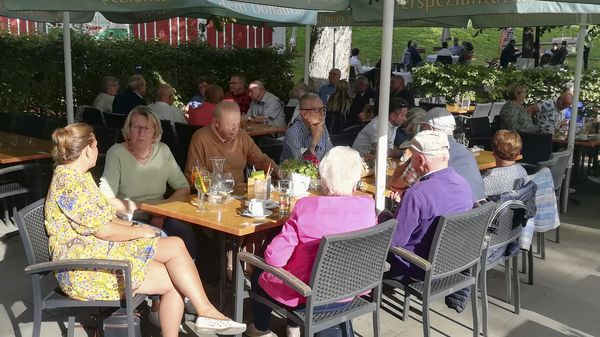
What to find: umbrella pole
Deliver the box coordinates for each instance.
[304,25,311,85]
[562,24,587,213]
[375,0,395,212]
[63,12,74,124]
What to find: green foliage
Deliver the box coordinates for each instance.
[0,30,294,117]
[280,158,319,179]
[412,64,599,116]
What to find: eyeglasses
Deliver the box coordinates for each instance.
[130,125,154,134]
[300,107,325,114]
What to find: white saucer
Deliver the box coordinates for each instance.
[241,210,273,218]
[245,200,279,209]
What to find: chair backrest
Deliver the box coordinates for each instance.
[538,149,572,192]
[308,219,397,306]
[472,103,492,119]
[284,106,296,125]
[468,117,492,138]
[103,111,127,129]
[14,198,48,266]
[437,55,453,65]
[428,202,496,278]
[43,118,67,140]
[488,102,505,122]
[13,114,46,138]
[487,200,527,251]
[0,112,13,132]
[93,125,119,154]
[160,119,178,150]
[325,112,337,134]
[519,132,553,165]
[82,107,105,126]
[330,127,361,146]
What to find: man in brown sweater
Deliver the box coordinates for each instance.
[185,101,279,184]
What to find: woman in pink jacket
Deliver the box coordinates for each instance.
[246,146,377,337]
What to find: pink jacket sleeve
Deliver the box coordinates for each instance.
[264,208,300,268]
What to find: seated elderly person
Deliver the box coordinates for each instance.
[246,146,377,337]
[247,80,286,128]
[318,68,341,105]
[147,83,187,124]
[526,88,573,134]
[112,74,147,115]
[483,130,528,196]
[280,93,334,163]
[189,84,225,126]
[499,83,540,133]
[185,101,279,184]
[46,123,245,337]
[92,76,119,113]
[420,108,486,201]
[348,75,377,127]
[482,130,527,262]
[352,97,409,158]
[100,106,197,257]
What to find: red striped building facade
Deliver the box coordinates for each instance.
[0,16,273,49]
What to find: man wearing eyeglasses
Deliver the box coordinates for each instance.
[224,73,252,114]
[352,97,409,158]
[147,83,187,124]
[317,68,341,105]
[280,93,333,163]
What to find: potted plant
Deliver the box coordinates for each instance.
[280,158,319,196]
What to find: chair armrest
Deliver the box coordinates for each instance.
[389,246,432,271]
[0,163,40,175]
[24,259,131,275]
[237,252,312,296]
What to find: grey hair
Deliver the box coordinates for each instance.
[319,146,364,196]
[121,105,163,143]
[128,74,146,90]
[250,80,265,90]
[355,75,369,86]
[214,101,240,120]
[100,76,118,93]
[299,92,321,108]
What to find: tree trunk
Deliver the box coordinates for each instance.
[309,26,352,89]
[522,27,535,58]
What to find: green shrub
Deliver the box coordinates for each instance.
[0,30,294,117]
[412,64,599,116]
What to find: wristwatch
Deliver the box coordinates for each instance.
[310,143,320,152]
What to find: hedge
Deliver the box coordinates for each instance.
[412,63,600,116]
[0,30,294,117]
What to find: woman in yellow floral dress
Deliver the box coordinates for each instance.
[45,123,245,337]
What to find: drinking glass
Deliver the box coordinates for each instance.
[194,170,211,211]
[223,172,235,195]
[278,180,292,216]
[254,178,271,200]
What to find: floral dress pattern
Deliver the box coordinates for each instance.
[45,165,157,301]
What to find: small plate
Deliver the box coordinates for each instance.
[241,210,273,218]
[245,200,279,209]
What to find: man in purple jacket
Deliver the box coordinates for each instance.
[387,130,474,281]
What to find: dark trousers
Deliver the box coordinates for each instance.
[162,218,197,260]
[250,268,353,336]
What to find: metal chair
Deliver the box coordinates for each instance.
[15,199,146,337]
[480,200,528,337]
[0,112,13,132]
[472,103,492,119]
[0,163,41,237]
[384,202,496,337]
[42,118,67,140]
[82,107,105,126]
[234,219,398,337]
[174,122,202,169]
[103,111,127,129]
[488,102,505,123]
[160,119,178,153]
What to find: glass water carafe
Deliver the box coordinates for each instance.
[208,157,227,203]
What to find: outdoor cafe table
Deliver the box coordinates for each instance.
[359,150,522,194]
[445,104,476,115]
[244,122,287,137]
[0,131,53,165]
[553,136,600,178]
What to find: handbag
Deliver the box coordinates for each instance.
[99,309,142,337]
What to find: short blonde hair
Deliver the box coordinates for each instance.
[492,130,522,161]
[319,146,364,196]
[51,123,95,165]
[122,105,162,143]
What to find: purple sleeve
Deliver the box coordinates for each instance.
[264,207,300,267]
[392,190,421,248]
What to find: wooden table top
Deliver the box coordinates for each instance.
[0,132,53,164]
[445,104,476,115]
[553,137,600,148]
[244,122,287,137]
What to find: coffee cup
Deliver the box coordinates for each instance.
[248,199,265,216]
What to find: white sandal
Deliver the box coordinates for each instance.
[195,316,247,335]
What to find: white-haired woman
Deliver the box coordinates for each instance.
[92,76,119,113]
[246,146,377,337]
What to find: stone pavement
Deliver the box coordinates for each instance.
[1,180,599,337]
